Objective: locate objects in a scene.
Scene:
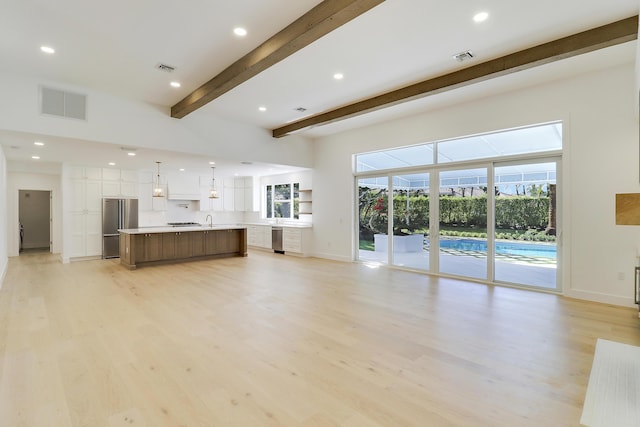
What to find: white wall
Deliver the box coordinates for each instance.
[0,147,7,286]
[7,171,62,256]
[0,71,314,168]
[312,62,640,306]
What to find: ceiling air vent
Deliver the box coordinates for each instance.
[453,50,475,62]
[40,86,87,120]
[155,63,176,73]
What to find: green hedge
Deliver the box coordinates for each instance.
[361,193,550,234]
[495,197,549,229]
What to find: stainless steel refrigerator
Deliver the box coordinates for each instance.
[102,198,138,259]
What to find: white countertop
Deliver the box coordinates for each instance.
[245,222,313,229]
[119,225,247,234]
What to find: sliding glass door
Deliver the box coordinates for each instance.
[391,173,430,271]
[438,168,488,280]
[494,160,558,289]
[357,177,388,264]
[354,122,563,291]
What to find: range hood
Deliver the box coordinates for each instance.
[168,191,200,201]
[167,173,200,200]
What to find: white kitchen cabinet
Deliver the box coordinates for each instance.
[69,166,102,180]
[71,179,102,213]
[102,168,138,198]
[102,168,120,181]
[232,176,253,212]
[138,173,167,211]
[69,187,102,258]
[121,170,139,183]
[120,181,138,197]
[102,181,121,197]
[199,186,223,212]
[281,227,312,256]
[138,182,152,211]
[223,187,234,211]
[70,212,102,258]
[216,176,253,212]
[283,228,302,253]
[139,171,153,184]
[241,177,254,212]
[198,175,224,212]
[234,187,245,211]
[121,170,139,197]
[102,179,138,198]
[247,225,272,249]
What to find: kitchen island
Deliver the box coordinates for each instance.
[118,225,247,269]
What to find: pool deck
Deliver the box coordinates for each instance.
[359,246,557,289]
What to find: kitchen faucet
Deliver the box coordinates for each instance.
[205,214,213,227]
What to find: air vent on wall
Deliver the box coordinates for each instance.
[40,86,87,120]
[155,63,176,73]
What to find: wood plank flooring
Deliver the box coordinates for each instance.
[0,250,639,426]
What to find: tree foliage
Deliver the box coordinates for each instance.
[359,188,550,236]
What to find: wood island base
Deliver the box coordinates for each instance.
[119,227,247,269]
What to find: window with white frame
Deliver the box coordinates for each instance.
[265,183,300,219]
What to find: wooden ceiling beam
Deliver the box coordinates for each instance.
[171,0,385,119]
[272,15,638,138]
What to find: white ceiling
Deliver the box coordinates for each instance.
[0,0,638,175]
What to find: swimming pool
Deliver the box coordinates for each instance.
[439,238,556,259]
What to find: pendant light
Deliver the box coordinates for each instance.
[209,166,219,199]
[153,161,164,198]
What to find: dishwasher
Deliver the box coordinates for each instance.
[272,226,284,254]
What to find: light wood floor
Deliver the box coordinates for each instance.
[1,251,639,426]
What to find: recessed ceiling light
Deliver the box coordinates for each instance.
[234,27,247,36]
[258,106,267,112]
[209,161,216,165]
[127,152,136,157]
[40,46,55,54]
[179,168,185,172]
[108,162,116,166]
[234,173,239,177]
[34,141,44,146]
[473,12,489,22]
[32,155,40,160]
[170,81,181,88]
[333,73,344,80]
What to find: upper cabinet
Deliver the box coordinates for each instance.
[69,166,102,181]
[68,166,102,212]
[138,171,166,211]
[198,175,253,212]
[198,175,223,212]
[101,168,139,198]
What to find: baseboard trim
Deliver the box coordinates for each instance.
[0,257,7,290]
[565,288,636,308]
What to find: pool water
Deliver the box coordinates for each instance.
[439,238,556,259]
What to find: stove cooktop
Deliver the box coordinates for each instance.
[167,222,201,227]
